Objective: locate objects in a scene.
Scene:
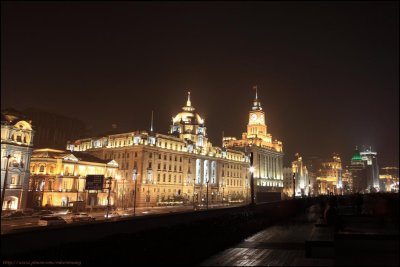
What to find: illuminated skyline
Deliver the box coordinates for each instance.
[1,1,398,166]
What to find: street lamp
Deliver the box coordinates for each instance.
[206,177,209,210]
[192,175,196,210]
[249,152,255,205]
[132,169,137,216]
[122,178,126,210]
[292,173,296,199]
[221,176,225,205]
[1,155,12,216]
[105,176,112,219]
[115,174,126,210]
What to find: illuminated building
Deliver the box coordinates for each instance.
[341,168,353,195]
[348,147,367,193]
[360,146,379,191]
[223,87,284,201]
[67,92,250,208]
[292,153,312,197]
[28,149,119,208]
[1,110,34,211]
[282,167,293,199]
[379,167,399,193]
[316,153,342,195]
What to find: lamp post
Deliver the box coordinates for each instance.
[76,176,79,202]
[1,155,12,216]
[192,175,196,210]
[105,176,112,219]
[249,152,255,205]
[206,178,209,210]
[122,178,126,210]
[221,176,225,205]
[132,169,137,216]
[292,173,296,199]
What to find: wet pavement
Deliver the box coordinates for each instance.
[200,197,399,266]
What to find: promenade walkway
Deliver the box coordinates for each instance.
[200,195,399,266]
[200,212,332,266]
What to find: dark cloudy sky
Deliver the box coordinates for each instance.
[1,1,398,167]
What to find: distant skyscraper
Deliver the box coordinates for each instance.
[348,147,367,193]
[360,146,379,191]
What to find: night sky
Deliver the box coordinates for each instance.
[1,1,398,167]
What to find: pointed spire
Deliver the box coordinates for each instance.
[186,91,191,107]
[222,131,224,148]
[252,85,262,111]
[150,110,154,133]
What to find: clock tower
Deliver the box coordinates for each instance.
[246,87,269,141]
[223,86,284,197]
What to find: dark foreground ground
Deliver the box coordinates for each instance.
[201,195,399,266]
[2,193,398,266]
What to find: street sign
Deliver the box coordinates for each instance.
[85,175,104,190]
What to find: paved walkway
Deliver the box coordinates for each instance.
[200,212,333,266]
[200,198,399,266]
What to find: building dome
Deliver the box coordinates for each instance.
[172,92,204,125]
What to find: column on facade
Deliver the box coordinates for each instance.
[271,157,274,180]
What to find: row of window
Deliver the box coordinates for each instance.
[107,151,138,160]
[157,163,183,172]
[157,141,184,151]
[157,173,182,184]
[31,165,54,173]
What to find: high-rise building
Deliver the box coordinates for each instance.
[68,92,250,208]
[223,87,284,202]
[348,147,367,193]
[360,146,379,191]
[1,110,34,211]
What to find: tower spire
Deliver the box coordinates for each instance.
[187,91,191,107]
[254,85,258,100]
[150,110,154,133]
[252,85,262,111]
